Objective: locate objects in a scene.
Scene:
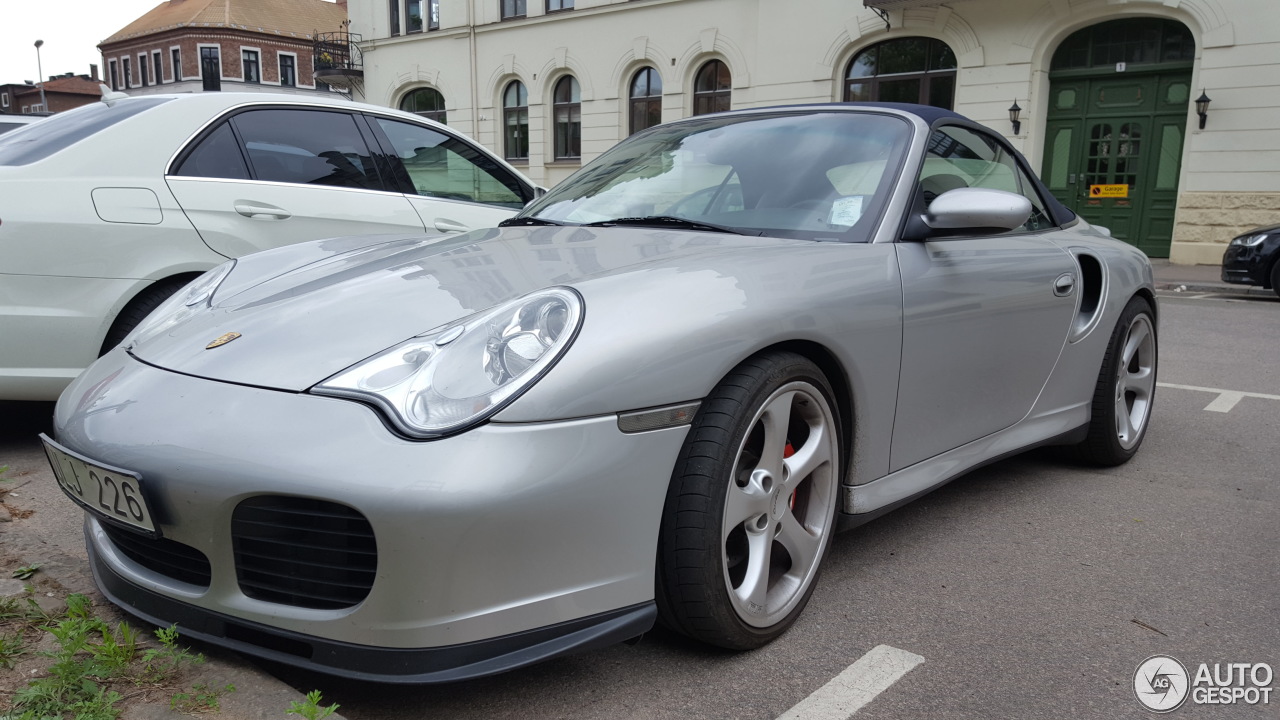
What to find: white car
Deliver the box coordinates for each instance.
[0,92,537,400]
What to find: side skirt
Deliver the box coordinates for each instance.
[838,405,1089,529]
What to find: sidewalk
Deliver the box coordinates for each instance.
[1149,259,1275,297]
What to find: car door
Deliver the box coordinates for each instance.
[368,115,531,234]
[166,107,428,258]
[890,124,1079,472]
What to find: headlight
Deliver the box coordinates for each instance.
[1230,233,1268,247]
[314,287,584,438]
[124,261,236,347]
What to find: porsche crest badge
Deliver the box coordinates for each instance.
[206,332,242,349]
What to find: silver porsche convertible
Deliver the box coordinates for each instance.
[45,103,1157,682]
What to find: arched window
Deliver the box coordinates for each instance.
[503,81,528,161]
[553,76,581,160]
[399,87,446,124]
[629,67,662,135]
[845,37,956,109]
[693,60,731,116]
[1051,18,1193,70]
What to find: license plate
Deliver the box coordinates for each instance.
[39,434,159,537]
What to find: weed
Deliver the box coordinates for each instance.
[170,682,235,714]
[286,690,340,719]
[140,624,204,682]
[0,632,26,669]
[11,563,40,581]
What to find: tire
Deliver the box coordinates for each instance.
[98,277,194,355]
[656,352,841,650]
[1070,295,1158,466]
[1270,260,1280,299]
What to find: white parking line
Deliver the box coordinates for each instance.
[1158,382,1280,413]
[776,645,924,720]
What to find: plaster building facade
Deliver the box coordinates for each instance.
[98,0,350,99]
[345,0,1280,264]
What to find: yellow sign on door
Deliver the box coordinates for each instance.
[1089,184,1130,198]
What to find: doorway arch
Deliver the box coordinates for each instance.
[1040,18,1194,257]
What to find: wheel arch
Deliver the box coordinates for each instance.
[97,271,205,355]
[742,339,857,483]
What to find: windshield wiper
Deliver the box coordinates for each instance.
[579,215,760,236]
[498,216,565,227]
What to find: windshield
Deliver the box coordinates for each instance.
[519,111,911,241]
[0,97,171,166]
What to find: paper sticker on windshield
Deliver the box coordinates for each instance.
[829,196,864,227]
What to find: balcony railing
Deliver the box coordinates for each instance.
[314,31,363,92]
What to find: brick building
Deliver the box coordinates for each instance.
[1,71,102,116]
[98,0,349,97]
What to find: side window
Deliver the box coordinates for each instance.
[231,109,382,190]
[374,117,527,209]
[173,122,250,179]
[921,126,1054,232]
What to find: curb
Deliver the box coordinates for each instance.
[1154,281,1276,297]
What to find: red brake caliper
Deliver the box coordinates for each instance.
[784,442,796,509]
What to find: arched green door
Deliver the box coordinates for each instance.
[1041,19,1194,258]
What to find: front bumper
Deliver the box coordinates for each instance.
[1221,243,1273,287]
[54,349,689,679]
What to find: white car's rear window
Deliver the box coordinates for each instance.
[0,98,171,166]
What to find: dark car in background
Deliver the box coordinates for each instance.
[1221,224,1280,298]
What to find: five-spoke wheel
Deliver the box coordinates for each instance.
[658,352,840,649]
[1073,295,1158,465]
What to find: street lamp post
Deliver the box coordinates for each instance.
[34,39,48,113]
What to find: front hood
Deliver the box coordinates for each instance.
[130,226,789,391]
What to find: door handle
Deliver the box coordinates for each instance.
[434,218,469,233]
[1053,273,1076,297]
[234,202,291,220]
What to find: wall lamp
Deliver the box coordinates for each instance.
[1195,90,1212,130]
[1009,100,1022,136]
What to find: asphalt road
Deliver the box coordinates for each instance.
[2,289,1277,719]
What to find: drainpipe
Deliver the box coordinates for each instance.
[468,0,479,138]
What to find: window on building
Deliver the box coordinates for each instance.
[280,55,296,87]
[629,67,662,135]
[553,76,581,160]
[153,52,163,85]
[693,60,731,116]
[139,54,149,86]
[123,57,132,89]
[407,0,424,32]
[428,0,440,29]
[200,47,221,92]
[171,49,181,81]
[845,37,956,109]
[547,0,573,11]
[503,81,528,161]
[501,0,526,20]
[400,87,446,123]
[1,93,7,108]
[1052,18,1193,70]
[109,60,118,90]
[243,50,260,83]
[389,0,401,35]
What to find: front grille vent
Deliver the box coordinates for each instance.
[230,496,377,610]
[100,523,212,589]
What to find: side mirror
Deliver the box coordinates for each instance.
[921,188,1032,237]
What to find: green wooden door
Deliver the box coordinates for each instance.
[1042,72,1191,257]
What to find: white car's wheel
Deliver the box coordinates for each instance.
[1072,296,1157,465]
[657,352,840,650]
